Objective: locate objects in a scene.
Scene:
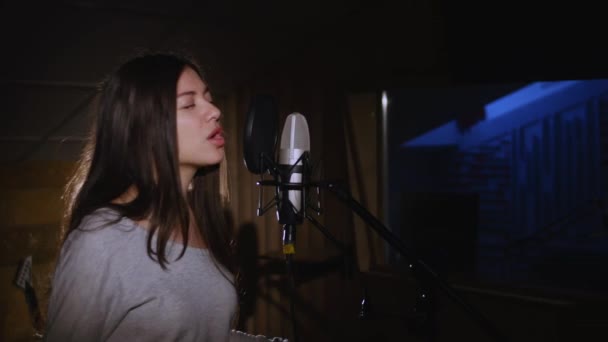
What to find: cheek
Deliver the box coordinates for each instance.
[176,117,201,154]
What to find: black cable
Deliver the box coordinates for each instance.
[285,254,299,342]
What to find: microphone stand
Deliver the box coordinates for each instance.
[282,224,299,342]
[312,180,508,342]
[254,153,507,342]
[255,152,309,342]
[255,152,354,342]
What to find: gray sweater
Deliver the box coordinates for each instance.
[44,208,241,342]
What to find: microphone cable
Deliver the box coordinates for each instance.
[282,222,299,342]
[285,251,299,342]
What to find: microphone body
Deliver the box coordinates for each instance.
[277,113,310,252]
[278,147,307,224]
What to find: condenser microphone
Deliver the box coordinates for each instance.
[277,113,310,253]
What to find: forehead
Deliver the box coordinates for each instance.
[176,66,206,93]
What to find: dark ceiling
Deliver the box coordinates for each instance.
[1,1,607,163]
[3,1,608,95]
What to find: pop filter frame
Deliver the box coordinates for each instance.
[243,94,279,175]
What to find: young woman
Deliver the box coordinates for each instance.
[44,52,285,342]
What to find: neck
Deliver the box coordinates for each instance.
[110,182,207,249]
[180,165,197,194]
[111,185,138,204]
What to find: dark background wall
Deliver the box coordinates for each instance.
[3,1,608,163]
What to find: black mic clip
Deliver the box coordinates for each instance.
[254,150,313,222]
[254,150,314,256]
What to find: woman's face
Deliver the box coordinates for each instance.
[175,66,225,169]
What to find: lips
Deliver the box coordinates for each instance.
[207,127,225,147]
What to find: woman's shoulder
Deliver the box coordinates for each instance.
[53,207,152,287]
[78,206,132,231]
[61,207,142,258]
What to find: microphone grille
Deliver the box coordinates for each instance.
[280,113,310,150]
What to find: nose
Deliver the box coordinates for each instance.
[206,103,221,122]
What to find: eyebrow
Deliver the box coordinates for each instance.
[177,89,210,98]
[177,91,195,98]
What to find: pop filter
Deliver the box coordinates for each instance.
[243,94,278,174]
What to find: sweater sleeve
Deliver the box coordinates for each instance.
[44,227,140,342]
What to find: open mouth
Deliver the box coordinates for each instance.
[207,127,225,146]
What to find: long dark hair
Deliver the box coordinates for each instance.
[61,51,234,273]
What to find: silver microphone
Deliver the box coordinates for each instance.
[277,112,310,224]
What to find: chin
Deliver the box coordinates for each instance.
[183,149,224,167]
[197,155,224,168]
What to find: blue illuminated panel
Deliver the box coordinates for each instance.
[395,80,608,292]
